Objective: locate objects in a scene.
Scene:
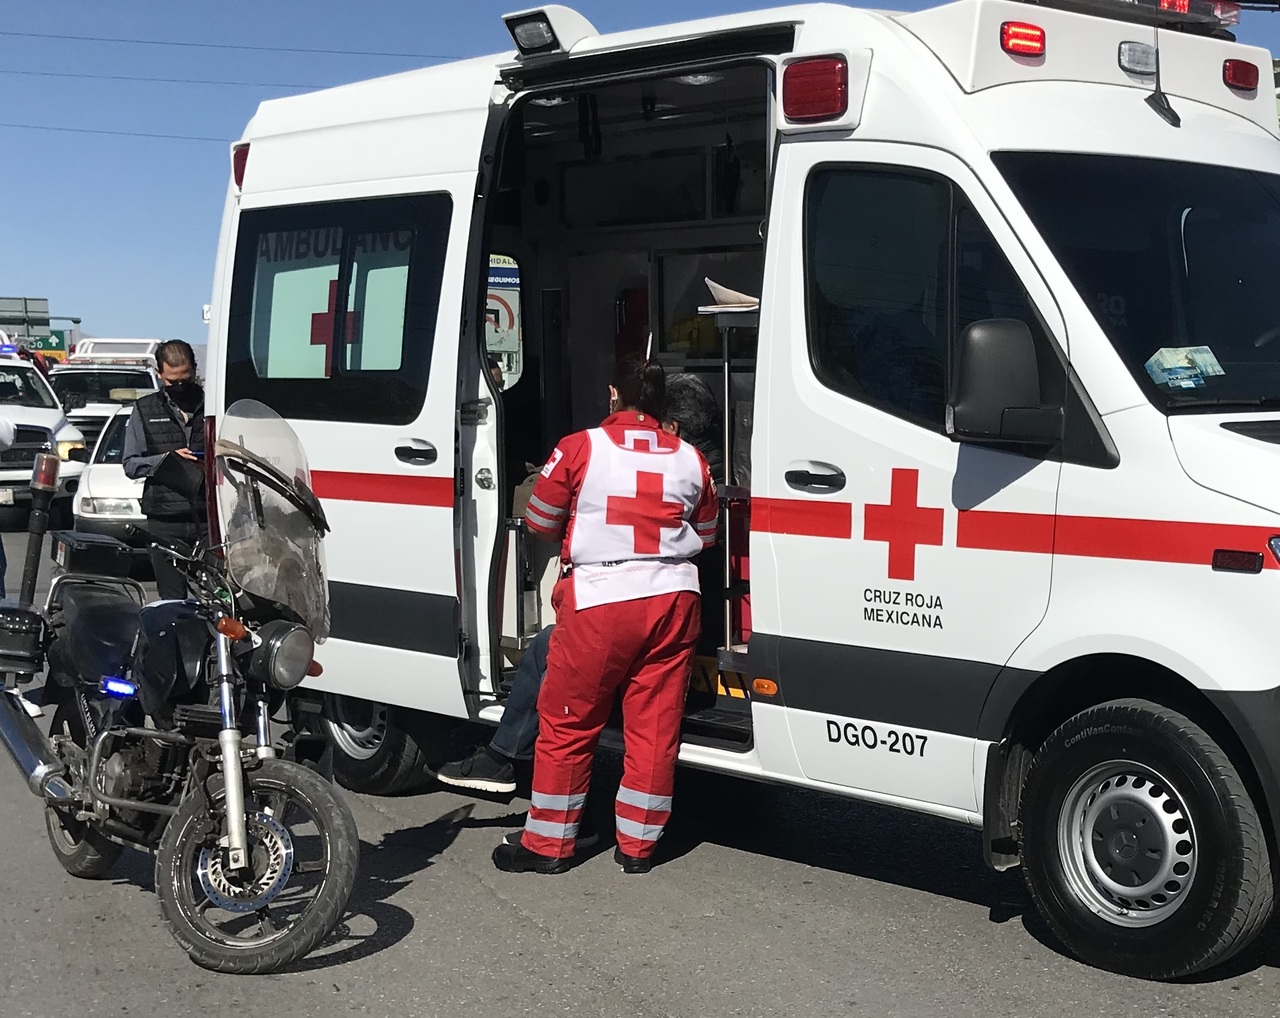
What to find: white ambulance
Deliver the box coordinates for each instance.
[205,0,1280,979]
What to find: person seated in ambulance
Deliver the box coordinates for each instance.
[436,373,724,816]
[490,356,719,875]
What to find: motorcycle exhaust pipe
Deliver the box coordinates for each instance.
[0,690,72,800]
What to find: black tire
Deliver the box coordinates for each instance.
[323,695,448,795]
[44,700,124,879]
[154,757,359,974]
[1020,698,1273,980]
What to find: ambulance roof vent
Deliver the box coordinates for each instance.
[503,5,599,59]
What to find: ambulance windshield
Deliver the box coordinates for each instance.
[214,399,330,640]
[994,152,1280,412]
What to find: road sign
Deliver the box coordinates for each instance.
[0,297,51,340]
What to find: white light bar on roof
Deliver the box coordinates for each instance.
[502,5,598,58]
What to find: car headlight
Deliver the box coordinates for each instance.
[247,620,315,691]
[79,497,138,516]
[56,440,85,461]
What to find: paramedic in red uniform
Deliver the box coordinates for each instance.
[492,355,718,875]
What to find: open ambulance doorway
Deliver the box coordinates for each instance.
[472,59,771,750]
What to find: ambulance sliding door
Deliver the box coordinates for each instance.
[222,188,475,719]
[753,142,1064,815]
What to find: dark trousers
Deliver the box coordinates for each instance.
[490,624,554,761]
[144,519,202,601]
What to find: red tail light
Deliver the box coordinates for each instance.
[782,57,849,122]
[1223,59,1259,91]
[204,414,222,554]
[1001,22,1046,57]
[232,144,249,189]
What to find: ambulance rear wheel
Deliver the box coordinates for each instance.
[1020,698,1273,980]
[323,695,446,796]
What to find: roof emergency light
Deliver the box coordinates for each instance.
[1001,22,1046,57]
[782,57,850,122]
[502,5,598,57]
[1223,58,1260,91]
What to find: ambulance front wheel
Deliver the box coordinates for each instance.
[322,695,448,796]
[1020,697,1274,981]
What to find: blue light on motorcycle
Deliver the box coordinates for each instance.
[100,677,137,699]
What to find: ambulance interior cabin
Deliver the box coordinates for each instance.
[488,63,766,742]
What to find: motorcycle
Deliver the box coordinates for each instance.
[0,398,358,974]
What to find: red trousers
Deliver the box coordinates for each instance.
[521,582,700,860]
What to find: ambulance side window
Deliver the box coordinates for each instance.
[806,169,950,429]
[225,194,452,425]
[805,166,1058,433]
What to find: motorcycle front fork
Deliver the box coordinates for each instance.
[214,631,276,871]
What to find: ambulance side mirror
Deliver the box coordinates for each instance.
[947,319,1063,448]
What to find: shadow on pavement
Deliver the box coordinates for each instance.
[287,802,476,971]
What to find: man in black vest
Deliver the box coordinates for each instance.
[122,340,206,600]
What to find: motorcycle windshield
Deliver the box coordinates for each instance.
[215,399,331,641]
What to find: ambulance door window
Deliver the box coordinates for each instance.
[225,194,452,425]
[807,169,950,430]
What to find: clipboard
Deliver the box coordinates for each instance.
[152,452,205,499]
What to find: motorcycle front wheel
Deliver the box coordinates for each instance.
[155,757,359,974]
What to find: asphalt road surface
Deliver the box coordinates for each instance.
[3,528,1280,1017]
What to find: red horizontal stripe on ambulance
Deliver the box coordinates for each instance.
[750,498,852,538]
[958,510,1279,568]
[311,471,453,507]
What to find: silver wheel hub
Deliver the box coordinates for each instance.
[197,811,294,914]
[1058,762,1197,929]
[324,697,387,761]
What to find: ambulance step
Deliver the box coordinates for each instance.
[717,646,750,674]
[682,706,753,746]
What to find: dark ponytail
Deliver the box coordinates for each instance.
[611,353,666,419]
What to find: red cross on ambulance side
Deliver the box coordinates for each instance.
[863,468,944,581]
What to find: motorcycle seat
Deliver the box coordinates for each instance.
[61,585,142,681]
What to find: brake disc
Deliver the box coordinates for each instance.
[196,810,295,914]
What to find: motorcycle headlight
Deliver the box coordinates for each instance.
[248,620,314,691]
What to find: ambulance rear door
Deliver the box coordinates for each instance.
[754,139,1069,815]
[214,81,496,720]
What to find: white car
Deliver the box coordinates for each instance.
[71,403,148,557]
[0,349,86,508]
[48,361,160,457]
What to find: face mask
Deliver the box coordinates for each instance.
[166,380,203,413]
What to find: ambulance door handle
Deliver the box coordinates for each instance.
[784,464,845,493]
[395,441,437,466]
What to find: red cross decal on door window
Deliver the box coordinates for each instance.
[606,471,685,555]
[863,468,944,581]
[310,279,360,378]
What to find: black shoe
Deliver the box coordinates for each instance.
[436,746,516,794]
[503,816,599,853]
[492,841,570,874]
[614,847,652,874]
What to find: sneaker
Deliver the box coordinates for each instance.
[435,747,517,794]
[492,841,570,875]
[614,846,652,874]
[503,815,599,853]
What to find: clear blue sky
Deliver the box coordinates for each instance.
[3,0,1279,344]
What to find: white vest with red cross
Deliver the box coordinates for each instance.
[568,425,712,609]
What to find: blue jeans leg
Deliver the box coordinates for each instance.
[489,624,553,762]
